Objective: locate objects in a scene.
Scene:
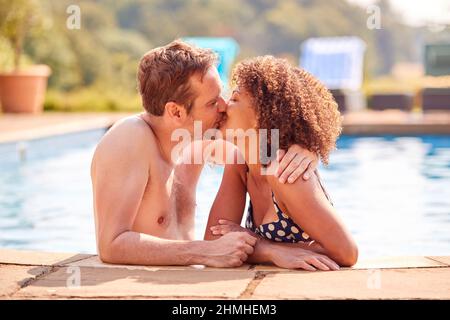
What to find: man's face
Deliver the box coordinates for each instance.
[185,67,227,136]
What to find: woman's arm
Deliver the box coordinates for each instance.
[267,169,359,267]
[205,159,341,271]
[203,155,248,240]
[203,141,321,240]
[210,219,340,271]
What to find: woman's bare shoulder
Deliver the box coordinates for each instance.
[266,164,321,202]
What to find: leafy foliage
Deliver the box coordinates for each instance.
[0,0,448,111]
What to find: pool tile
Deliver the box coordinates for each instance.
[252,268,450,299]
[16,267,255,299]
[0,249,93,267]
[0,264,51,298]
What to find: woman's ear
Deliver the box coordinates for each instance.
[165,102,187,125]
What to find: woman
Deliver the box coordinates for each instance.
[204,56,358,271]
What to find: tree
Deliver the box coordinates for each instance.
[0,0,45,70]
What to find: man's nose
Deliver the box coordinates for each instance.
[217,97,227,113]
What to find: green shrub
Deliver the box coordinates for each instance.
[44,88,142,112]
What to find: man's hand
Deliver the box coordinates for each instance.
[276,146,319,184]
[201,232,257,268]
[267,243,340,271]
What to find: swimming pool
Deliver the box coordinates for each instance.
[0,129,449,259]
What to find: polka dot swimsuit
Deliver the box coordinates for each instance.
[245,170,333,243]
[245,194,313,243]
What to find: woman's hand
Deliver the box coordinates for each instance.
[210,220,340,271]
[210,219,254,237]
[276,146,319,184]
[266,242,340,271]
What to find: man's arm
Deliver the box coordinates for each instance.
[91,121,256,267]
[98,228,256,267]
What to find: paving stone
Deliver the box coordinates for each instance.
[65,255,252,271]
[2,248,450,299]
[254,256,446,272]
[17,267,256,299]
[252,268,450,299]
[0,265,51,297]
[0,249,93,266]
[350,256,447,269]
[427,256,450,266]
[253,265,303,272]
[0,113,131,143]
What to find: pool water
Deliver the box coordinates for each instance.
[0,130,449,259]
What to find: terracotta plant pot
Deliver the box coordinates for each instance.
[0,65,51,114]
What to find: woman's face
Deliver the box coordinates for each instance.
[220,87,257,135]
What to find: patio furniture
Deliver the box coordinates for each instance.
[422,88,450,111]
[300,36,367,112]
[421,43,450,111]
[368,93,414,111]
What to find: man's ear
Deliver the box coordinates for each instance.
[165,102,187,124]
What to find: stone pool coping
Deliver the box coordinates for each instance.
[1,110,450,144]
[0,249,449,299]
[0,112,130,144]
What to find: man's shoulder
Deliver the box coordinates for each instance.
[94,114,155,160]
[109,114,153,136]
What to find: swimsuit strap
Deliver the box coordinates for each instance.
[270,170,333,216]
[271,192,285,216]
[314,169,334,206]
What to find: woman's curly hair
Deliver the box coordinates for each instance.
[231,56,342,165]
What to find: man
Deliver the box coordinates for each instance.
[91,40,317,267]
